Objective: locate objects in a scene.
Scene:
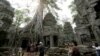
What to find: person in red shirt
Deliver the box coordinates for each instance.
[68,41,81,56]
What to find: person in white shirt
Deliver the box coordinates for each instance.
[18,47,22,56]
[93,43,100,56]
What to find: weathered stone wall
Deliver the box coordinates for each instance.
[74,0,100,44]
[43,13,64,47]
[63,22,75,42]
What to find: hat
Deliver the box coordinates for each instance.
[39,42,43,45]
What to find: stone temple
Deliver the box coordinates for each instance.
[43,13,64,47]
[19,13,66,47]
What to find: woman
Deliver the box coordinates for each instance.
[68,43,73,56]
[27,42,35,56]
[68,41,80,56]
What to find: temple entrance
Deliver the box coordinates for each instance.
[21,37,30,50]
[44,36,50,47]
[53,35,58,47]
[43,35,58,47]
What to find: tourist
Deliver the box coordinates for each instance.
[18,47,22,56]
[34,42,39,56]
[21,40,29,56]
[27,43,35,56]
[68,41,80,56]
[93,43,100,56]
[39,42,45,56]
[68,42,73,56]
[30,43,35,56]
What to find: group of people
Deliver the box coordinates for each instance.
[67,41,81,56]
[19,40,100,56]
[92,43,100,56]
[66,41,100,56]
[19,41,45,56]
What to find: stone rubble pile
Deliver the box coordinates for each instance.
[47,46,96,56]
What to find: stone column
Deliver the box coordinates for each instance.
[92,26,100,42]
[50,35,54,47]
[75,33,82,44]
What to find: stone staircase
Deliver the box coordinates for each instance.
[0,47,11,56]
[47,46,96,56]
[47,47,68,56]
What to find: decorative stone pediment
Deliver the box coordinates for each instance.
[43,13,57,26]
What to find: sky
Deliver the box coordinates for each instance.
[7,0,76,28]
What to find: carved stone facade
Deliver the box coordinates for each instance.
[19,13,64,47]
[63,22,75,42]
[0,0,14,46]
[43,13,64,47]
[74,0,100,44]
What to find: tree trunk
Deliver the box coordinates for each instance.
[34,0,44,42]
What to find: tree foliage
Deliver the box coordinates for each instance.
[69,1,77,14]
[13,9,31,27]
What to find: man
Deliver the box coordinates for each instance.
[39,42,45,56]
[93,43,100,56]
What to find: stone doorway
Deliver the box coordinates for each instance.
[0,31,8,46]
[21,37,30,49]
[53,35,58,47]
[43,36,50,47]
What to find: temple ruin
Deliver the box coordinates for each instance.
[74,0,100,44]
[43,13,64,47]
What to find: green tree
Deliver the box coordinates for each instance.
[69,1,77,14]
[13,9,31,28]
[9,9,32,54]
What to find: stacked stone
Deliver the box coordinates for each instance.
[47,47,68,56]
[43,13,64,47]
[63,22,75,42]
